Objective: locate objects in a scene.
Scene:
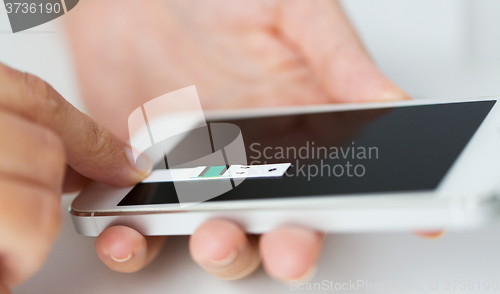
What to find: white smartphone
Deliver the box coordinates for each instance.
[71,97,500,236]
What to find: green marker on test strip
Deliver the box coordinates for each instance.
[200,166,227,178]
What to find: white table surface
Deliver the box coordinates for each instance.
[2,1,500,293]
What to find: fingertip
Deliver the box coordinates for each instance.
[371,77,413,102]
[340,71,412,103]
[125,147,153,182]
[96,225,147,260]
[190,219,246,264]
[260,226,324,282]
[190,219,260,280]
[95,226,148,273]
[376,85,412,102]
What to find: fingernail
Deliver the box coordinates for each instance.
[282,266,317,286]
[415,230,446,240]
[278,265,318,287]
[125,147,153,176]
[205,248,238,268]
[295,265,317,282]
[110,252,133,263]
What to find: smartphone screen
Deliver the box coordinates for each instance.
[119,100,496,206]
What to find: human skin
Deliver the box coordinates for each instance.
[64,0,412,283]
[0,64,439,294]
[0,63,153,292]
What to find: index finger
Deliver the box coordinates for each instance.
[0,63,151,186]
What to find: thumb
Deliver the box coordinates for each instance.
[0,63,151,187]
[276,0,410,103]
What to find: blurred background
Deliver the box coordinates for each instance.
[1,0,500,293]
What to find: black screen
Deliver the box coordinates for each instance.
[119,101,496,206]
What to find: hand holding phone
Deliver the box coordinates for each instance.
[64,0,412,284]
